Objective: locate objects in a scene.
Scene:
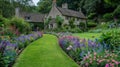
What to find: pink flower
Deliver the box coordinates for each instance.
[110,63,114,67]
[105,64,109,67]
[83,57,86,61]
[115,61,119,65]
[90,60,92,64]
[85,63,89,67]
[94,52,97,56]
[98,60,102,63]
[86,56,89,59]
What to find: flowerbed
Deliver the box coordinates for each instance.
[59,36,120,67]
[0,32,42,67]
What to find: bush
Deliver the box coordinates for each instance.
[79,22,86,31]
[56,15,64,28]
[96,22,109,29]
[100,28,120,50]
[10,17,31,34]
[69,18,75,28]
[87,21,97,28]
[113,5,120,18]
[69,27,83,33]
[0,15,10,27]
[103,13,113,21]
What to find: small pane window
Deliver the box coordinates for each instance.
[25,16,31,20]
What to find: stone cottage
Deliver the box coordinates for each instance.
[15,8,45,30]
[47,0,87,29]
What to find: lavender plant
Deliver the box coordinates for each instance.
[0,32,43,67]
[59,35,120,66]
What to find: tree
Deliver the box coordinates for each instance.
[37,0,52,13]
[0,0,35,18]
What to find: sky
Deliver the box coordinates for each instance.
[33,0,39,5]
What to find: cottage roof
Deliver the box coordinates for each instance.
[20,12,45,22]
[57,7,86,19]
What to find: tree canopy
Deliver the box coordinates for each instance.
[0,0,35,18]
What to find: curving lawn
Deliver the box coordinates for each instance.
[13,34,79,67]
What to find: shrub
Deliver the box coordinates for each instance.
[10,17,31,34]
[87,21,97,28]
[87,13,96,19]
[0,15,10,27]
[79,22,86,31]
[96,22,109,29]
[56,15,64,28]
[113,5,120,18]
[100,28,120,50]
[69,18,75,28]
[69,27,83,33]
[103,13,113,21]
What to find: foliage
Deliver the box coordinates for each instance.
[79,22,86,31]
[113,5,120,18]
[10,17,31,34]
[59,36,106,62]
[88,21,119,33]
[0,15,10,27]
[81,51,120,67]
[87,21,97,28]
[69,27,83,33]
[69,18,75,28]
[0,32,43,67]
[96,22,109,29]
[0,16,16,36]
[104,0,120,6]
[100,28,120,50]
[44,17,52,29]
[59,34,120,67]
[87,13,96,19]
[30,22,44,31]
[0,0,35,18]
[37,0,52,13]
[56,15,64,28]
[103,13,113,21]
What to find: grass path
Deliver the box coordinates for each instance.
[13,34,79,67]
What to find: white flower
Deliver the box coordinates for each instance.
[66,45,73,50]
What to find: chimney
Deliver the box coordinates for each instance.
[15,7,20,17]
[62,3,68,9]
[52,0,56,7]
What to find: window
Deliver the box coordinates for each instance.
[24,16,31,20]
[65,16,69,20]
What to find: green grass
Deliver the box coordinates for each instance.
[73,33,101,40]
[13,34,79,67]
